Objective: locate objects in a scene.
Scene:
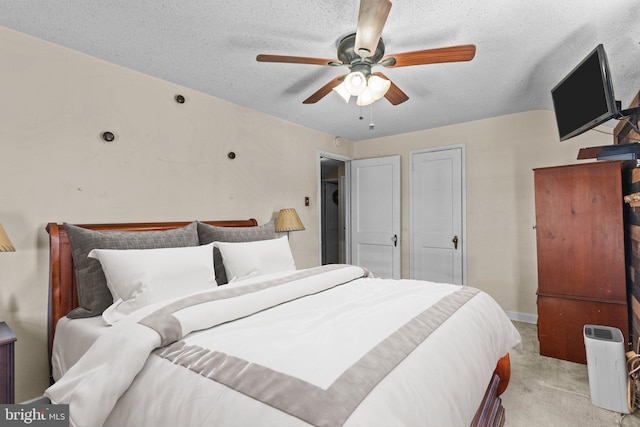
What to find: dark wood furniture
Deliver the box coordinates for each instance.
[534,161,628,364]
[46,219,511,427]
[0,321,16,404]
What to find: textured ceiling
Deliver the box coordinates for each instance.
[1,1,639,141]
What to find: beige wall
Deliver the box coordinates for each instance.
[354,110,612,319]
[0,26,352,401]
[0,24,618,402]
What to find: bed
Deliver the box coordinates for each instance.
[44,220,521,427]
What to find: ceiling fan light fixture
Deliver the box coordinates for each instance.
[344,71,367,96]
[367,75,391,101]
[332,82,352,103]
[356,87,375,106]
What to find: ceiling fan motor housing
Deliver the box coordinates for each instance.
[337,33,385,74]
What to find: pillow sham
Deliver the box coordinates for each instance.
[197,220,275,285]
[64,222,199,319]
[88,243,216,324]
[215,235,296,282]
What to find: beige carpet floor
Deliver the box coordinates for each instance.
[501,321,640,427]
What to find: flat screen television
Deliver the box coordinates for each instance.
[551,44,618,141]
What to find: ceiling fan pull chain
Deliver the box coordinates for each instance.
[359,105,364,121]
[369,104,375,130]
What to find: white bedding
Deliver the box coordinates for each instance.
[51,315,108,381]
[47,265,521,427]
[50,270,301,380]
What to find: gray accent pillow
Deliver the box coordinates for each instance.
[64,222,199,319]
[197,220,275,285]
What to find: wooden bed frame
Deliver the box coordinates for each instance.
[45,219,510,427]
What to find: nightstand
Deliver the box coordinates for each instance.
[0,322,16,404]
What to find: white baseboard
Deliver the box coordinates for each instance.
[505,311,538,324]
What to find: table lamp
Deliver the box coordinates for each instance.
[0,224,14,252]
[275,208,305,238]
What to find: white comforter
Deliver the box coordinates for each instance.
[46,265,521,427]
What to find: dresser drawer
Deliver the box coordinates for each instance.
[0,322,16,404]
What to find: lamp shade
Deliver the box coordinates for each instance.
[275,209,305,233]
[367,75,391,101]
[0,224,15,252]
[356,75,391,106]
[356,87,375,106]
[332,82,351,103]
[344,71,367,96]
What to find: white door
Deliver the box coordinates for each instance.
[410,146,464,284]
[350,155,401,279]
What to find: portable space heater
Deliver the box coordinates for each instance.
[583,325,630,414]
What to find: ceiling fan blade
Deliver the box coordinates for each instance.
[382,44,476,68]
[385,83,409,105]
[354,0,392,57]
[373,72,408,105]
[303,75,346,104]
[257,54,339,66]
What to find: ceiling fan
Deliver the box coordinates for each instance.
[256,0,476,106]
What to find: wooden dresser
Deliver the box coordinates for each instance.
[534,161,628,364]
[0,321,16,404]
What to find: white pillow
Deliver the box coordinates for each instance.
[215,236,296,282]
[88,243,216,324]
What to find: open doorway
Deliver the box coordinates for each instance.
[319,154,350,265]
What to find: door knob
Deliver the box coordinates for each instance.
[392,234,398,247]
[452,235,458,250]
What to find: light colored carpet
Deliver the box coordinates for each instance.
[501,322,640,427]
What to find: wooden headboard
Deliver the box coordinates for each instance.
[45,219,258,378]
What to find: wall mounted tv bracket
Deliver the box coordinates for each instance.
[576,105,640,160]
[615,105,640,135]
